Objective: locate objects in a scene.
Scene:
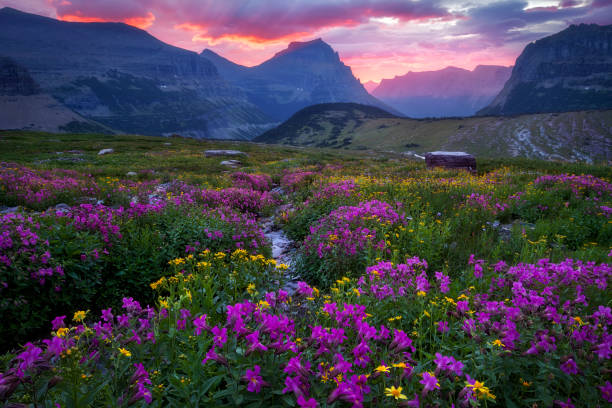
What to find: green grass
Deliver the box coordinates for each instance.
[254,103,612,163]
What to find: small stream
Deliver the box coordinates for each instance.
[261,190,300,295]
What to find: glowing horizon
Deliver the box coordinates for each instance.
[1,0,610,83]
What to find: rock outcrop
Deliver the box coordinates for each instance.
[425,151,476,172]
[0,57,39,95]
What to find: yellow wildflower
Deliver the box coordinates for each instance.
[385,386,407,400]
[73,310,87,322]
[374,365,390,374]
[492,339,505,348]
[56,327,70,338]
[118,348,131,357]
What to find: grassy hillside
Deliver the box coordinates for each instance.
[255,103,612,163]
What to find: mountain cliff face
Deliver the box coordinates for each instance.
[0,7,274,139]
[0,57,40,95]
[0,56,108,133]
[372,65,512,117]
[479,24,612,116]
[202,39,399,121]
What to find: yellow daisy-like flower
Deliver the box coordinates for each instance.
[73,310,87,322]
[118,347,131,357]
[56,327,70,338]
[374,365,390,374]
[417,290,426,297]
[492,339,505,348]
[258,300,270,309]
[392,362,407,369]
[385,385,407,400]
[246,283,256,295]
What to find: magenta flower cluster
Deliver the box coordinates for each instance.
[230,172,272,191]
[304,200,405,258]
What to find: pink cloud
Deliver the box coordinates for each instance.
[0,0,609,82]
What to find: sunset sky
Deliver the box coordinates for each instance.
[1,0,611,83]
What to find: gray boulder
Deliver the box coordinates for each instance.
[205,150,247,157]
[425,151,476,172]
[220,160,242,168]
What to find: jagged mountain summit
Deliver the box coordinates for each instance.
[372,65,512,117]
[0,7,274,139]
[479,24,612,116]
[201,39,400,121]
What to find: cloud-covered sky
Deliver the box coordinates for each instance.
[1,0,610,82]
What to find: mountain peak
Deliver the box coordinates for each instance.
[272,38,333,58]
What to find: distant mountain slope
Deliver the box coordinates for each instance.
[0,7,274,139]
[362,81,379,93]
[479,24,612,116]
[255,103,612,162]
[372,65,512,117]
[255,103,397,147]
[202,39,400,121]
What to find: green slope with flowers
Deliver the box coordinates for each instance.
[0,130,611,406]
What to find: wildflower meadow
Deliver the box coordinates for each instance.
[0,132,610,407]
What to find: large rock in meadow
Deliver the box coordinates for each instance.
[425,151,476,172]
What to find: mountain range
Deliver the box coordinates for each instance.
[0,7,276,139]
[0,6,610,149]
[372,65,512,117]
[0,8,392,139]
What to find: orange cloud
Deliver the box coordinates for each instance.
[176,23,310,46]
[58,11,155,29]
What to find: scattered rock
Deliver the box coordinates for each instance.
[205,150,247,158]
[220,160,242,168]
[98,148,114,155]
[35,156,87,164]
[425,151,476,172]
[497,220,536,242]
[53,203,71,213]
[0,206,19,214]
[402,151,425,160]
[126,171,137,177]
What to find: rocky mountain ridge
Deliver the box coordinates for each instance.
[479,24,612,115]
